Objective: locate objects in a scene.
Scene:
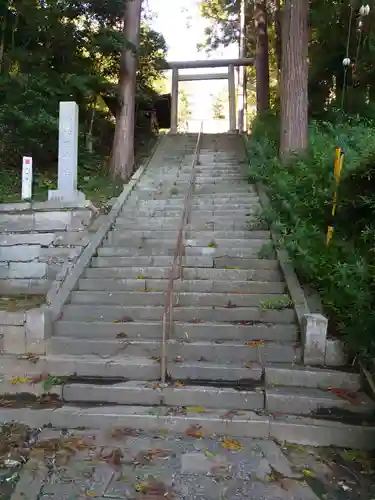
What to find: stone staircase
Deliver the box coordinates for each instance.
[6,133,375,448]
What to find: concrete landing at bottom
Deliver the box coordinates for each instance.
[1,405,375,449]
[11,428,322,500]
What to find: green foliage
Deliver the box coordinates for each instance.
[0,0,166,201]
[247,114,375,360]
[178,89,192,129]
[198,0,241,51]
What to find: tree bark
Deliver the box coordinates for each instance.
[110,0,142,180]
[254,0,270,115]
[274,0,282,82]
[280,0,309,159]
[237,0,246,131]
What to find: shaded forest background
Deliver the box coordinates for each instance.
[0,0,167,202]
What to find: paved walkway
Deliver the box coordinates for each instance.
[9,427,375,500]
[10,428,318,499]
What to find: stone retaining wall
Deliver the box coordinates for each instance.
[0,200,101,355]
[0,200,99,296]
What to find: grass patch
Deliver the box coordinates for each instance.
[0,295,45,311]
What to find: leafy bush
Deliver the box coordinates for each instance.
[246,114,375,360]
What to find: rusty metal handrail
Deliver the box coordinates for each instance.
[161,123,203,383]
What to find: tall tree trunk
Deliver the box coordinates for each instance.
[110,0,142,180]
[280,0,308,159]
[274,0,282,83]
[0,4,8,75]
[254,0,270,115]
[237,0,246,131]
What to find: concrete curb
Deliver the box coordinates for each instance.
[45,136,164,326]
[254,183,330,366]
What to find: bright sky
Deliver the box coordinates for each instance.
[147,0,237,124]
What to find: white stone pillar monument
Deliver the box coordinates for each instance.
[228,64,236,133]
[49,101,85,202]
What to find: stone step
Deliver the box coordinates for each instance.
[99,245,273,259]
[97,251,278,271]
[265,386,375,416]
[61,381,264,410]
[0,405,272,440]
[170,340,300,364]
[1,404,374,448]
[265,364,361,391]
[115,220,257,231]
[61,305,295,323]
[71,291,289,308]
[50,338,160,357]
[78,278,287,294]
[185,238,271,248]
[50,337,299,363]
[186,230,271,239]
[84,266,282,282]
[91,256,213,268]
[168,360,263,382]
[0,354,159,380]
[120,209,261,218]
[55,320,298,341]
[127,201,259,209]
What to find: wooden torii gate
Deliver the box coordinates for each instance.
[164,58,254,134]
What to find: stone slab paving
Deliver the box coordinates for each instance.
[10,428,323,500]
[7,427,375,500]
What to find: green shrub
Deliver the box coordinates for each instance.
[246,114,375,360]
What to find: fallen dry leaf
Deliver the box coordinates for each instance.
[328,388,360,405]
[116,332,128,339]
[10,376,30,385]
[17,353,40,364]
[185,406,206,413]
[246,340,265,347]
[113,316,134,323]
[28,373,49,385]
[103,448,123,467]
[110,428,140,440]
[185,425,204,438]
[221,439,244,451]
[221,410,240,420]
[174,381,184,387]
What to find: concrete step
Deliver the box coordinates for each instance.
[50,337,299,363]
[61,304,295,323]
[50,337,160,357]
[265,364,361,391]
[84,266,282,282]
[171,340,300,364]
[71,291,289,308]
[2,404,374,448]
[266,386,375,416]
[0,354,160,380]
[104,236,271,249]
[0,405,273,440]
[61,381,264,410]
[54,320,298,341]
[99,245,273,259]
[186,230,271,239]
[168,360,263,382]
[115,220,258,231]
[78,278,287,294]
[120,209,261,218]
[91,256,213,268]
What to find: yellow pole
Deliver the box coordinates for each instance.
[326,147,344,245]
